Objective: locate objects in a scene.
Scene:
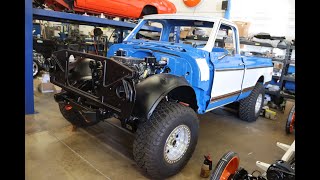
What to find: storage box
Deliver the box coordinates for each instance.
[284,82,295,92]
[287,64,295,74]
[180,30,189,39]
[273,62,283,69]
[39,73,54,93]
[233,21,251,37]
[265,109,276,120]
[39,83,55,93]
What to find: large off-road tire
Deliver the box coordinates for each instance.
[133,101,199,179]
[239,83,265,122]
[58,102,99,127]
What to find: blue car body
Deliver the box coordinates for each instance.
[107,15,273,115]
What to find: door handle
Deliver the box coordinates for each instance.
[239,63,245,66]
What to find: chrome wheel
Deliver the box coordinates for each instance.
[255,94,263,114]
[164,125,191,164]
[33,61,39,77]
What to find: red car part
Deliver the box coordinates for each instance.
[40,0,176,19]
[210,151,240,180]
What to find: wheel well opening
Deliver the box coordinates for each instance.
[258,76,264,83]
[168,86,198,111]
[141,5,158,16]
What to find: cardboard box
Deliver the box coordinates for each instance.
[39,73,55,93]
[180,30,189,39]
[233,21,251,37]
[273,62,283,69]
[39,83,55,93]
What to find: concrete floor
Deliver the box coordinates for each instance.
[26,79,295,180]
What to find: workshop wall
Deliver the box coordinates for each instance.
[229,0,295,40]
[168,0,225,17]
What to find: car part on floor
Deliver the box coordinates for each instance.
[210,150,295,180]
[210,151,240,180]
[285,105,295,134]
[210,141,295,180]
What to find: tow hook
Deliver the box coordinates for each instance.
[65,104,73,111]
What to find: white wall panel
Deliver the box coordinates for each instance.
[229,0,295,40]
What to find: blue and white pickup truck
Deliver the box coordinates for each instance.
[48,14,273,179]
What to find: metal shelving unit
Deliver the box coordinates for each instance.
[240,40,295,103]
[283,75,295,82]
[240,39,287,49]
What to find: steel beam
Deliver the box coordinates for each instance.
[33,8,160,31]
[25,0,35,114]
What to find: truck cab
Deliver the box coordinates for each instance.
[107,14,273,116]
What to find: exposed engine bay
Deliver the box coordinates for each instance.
[111,54,168,82]
[47,49,170,131]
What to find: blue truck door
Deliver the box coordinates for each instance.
[207,23,245,111]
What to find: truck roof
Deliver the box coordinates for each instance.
[143,14,236,26]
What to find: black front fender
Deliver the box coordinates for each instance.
[133,74,191,119]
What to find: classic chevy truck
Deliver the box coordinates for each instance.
[47,14,273,178]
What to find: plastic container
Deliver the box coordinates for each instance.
[287,64,295,74]
[285,82,295,91]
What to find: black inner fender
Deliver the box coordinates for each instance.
[133,74,190,119]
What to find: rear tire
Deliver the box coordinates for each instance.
[239,83,265,122]
[133,101,199,179]
[58,102,99,127]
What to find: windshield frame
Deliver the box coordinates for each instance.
[124,18,219,52]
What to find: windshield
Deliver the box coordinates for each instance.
[124,19,214,48]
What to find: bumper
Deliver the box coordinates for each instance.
[54,92,100,123]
